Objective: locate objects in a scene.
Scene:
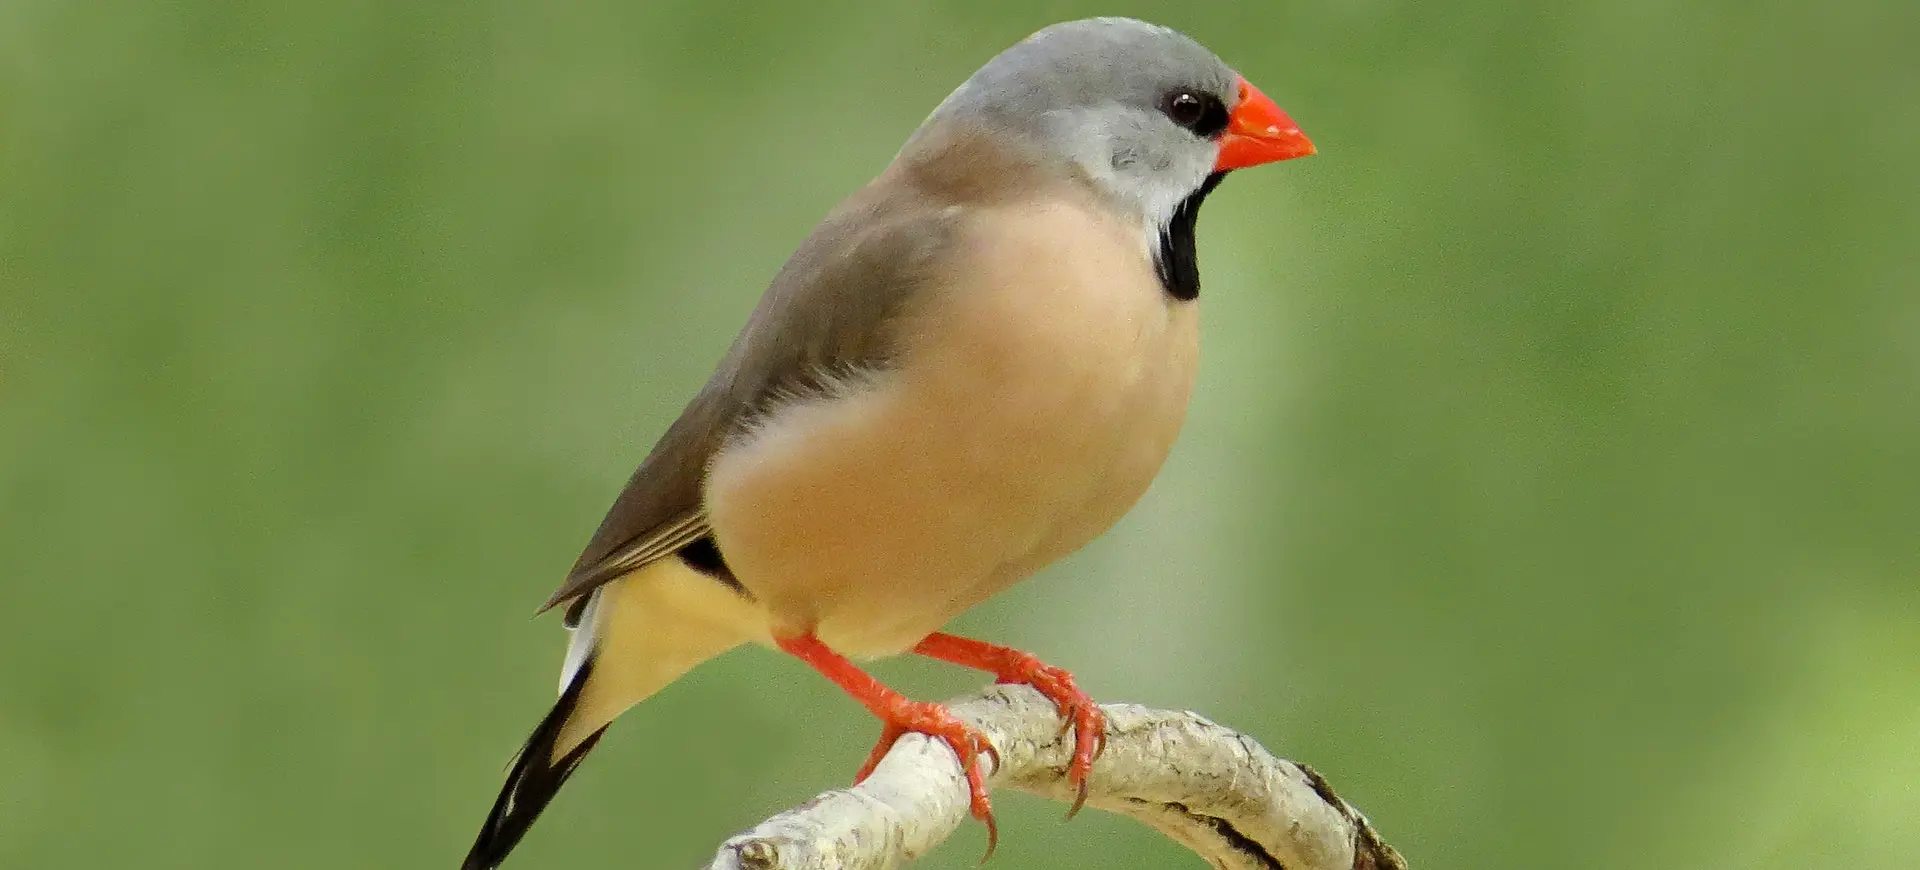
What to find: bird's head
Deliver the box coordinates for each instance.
[908,17,1314,228]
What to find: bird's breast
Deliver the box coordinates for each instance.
[705,200,1199,657]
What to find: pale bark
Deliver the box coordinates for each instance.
[704,685,1407,870]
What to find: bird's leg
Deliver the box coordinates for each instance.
[775,633,1001,858]
[910,632,1108,817]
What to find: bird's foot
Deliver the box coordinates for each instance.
[776,633,1001,861]
[854,698,1002,858]
[911,633,1108,817]
[987,651,1107,816]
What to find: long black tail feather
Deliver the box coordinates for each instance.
[462,654,606,870]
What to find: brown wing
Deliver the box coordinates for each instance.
[539,174,967,612]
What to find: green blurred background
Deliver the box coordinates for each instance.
[3,0,1917,867]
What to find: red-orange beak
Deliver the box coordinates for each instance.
[1214,77,1315,172]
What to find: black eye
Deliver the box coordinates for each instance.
[1161,90,1228,138]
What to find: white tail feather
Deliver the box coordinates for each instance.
[559,590,601,694]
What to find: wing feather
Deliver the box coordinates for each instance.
[540,171,969,611]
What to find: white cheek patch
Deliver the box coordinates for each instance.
[1047,107,1213,237]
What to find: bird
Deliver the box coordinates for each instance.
[462,17,1314,869]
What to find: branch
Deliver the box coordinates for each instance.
[704,685,1407,870]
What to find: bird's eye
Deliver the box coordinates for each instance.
[1166,93,1204,126]
[1161,90,1229,138]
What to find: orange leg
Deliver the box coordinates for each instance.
[776,634,1002,859]
[911,632,1108,817]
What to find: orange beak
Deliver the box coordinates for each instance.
[1213,77,1315,172]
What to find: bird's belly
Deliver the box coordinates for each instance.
[706,258,1199,658]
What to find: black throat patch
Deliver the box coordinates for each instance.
[1154,171,1227,302]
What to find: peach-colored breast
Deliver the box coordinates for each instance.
[703,198,1200,658]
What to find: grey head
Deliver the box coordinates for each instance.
[907,18,1243,229]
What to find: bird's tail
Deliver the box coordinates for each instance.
[462,560,756,869]
[461,647,607,870]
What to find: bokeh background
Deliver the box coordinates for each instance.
[3,1,1917,867]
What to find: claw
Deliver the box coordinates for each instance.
[1063,700,1103,818]
[1053,710,1075,743]
[978,812,999,864]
